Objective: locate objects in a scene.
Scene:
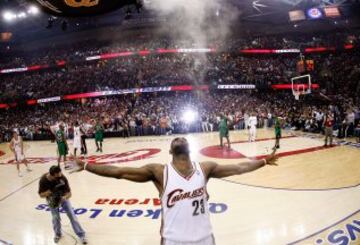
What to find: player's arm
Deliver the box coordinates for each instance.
[72,157,159,182]
[9,140,14,153]
[50,125,57,135]
[202,149,278,179]
[20,137,24,154]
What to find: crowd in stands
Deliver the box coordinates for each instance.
[0,32,359,143]
[0,53,297,102]
[1,31,357,69]
[0,91,359,143]
[0,32,359,103]
[1,47,360,103]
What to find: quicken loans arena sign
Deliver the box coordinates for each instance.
[35,197,228,220]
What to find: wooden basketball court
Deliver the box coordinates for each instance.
[0,129,359,245]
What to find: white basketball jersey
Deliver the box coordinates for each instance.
[161,162,213,242]
[248,116,257,128]
[13,136,22,152]
[74,126,81,139]
[73,126,82,149]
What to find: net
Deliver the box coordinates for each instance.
[291,74,311,95]
[294,90,307,101]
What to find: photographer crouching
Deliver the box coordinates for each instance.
[38,166,87,244]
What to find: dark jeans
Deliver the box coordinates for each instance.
[160,127,166,135]
[135,126,143,136]
[355,128,360,140]
[50,200,85,238]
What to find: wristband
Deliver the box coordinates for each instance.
[84,162,88,171]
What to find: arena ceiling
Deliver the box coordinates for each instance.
[0,0,359,45]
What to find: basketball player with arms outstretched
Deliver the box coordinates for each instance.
[71,137,278,245]
[9,131,32,177]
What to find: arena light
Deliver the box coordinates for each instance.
[17,12,27,19]
[182,109,198,124]
[28,6,40,15]
[3,11,17,22]
[307,8,323,20]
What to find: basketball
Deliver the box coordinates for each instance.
[31,0,138,16]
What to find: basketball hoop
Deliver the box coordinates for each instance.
[291,74,312,101]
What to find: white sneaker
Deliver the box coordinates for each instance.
[18,172,23,177]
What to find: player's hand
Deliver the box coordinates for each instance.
[265,149,279,166]
[68,154,85,173]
